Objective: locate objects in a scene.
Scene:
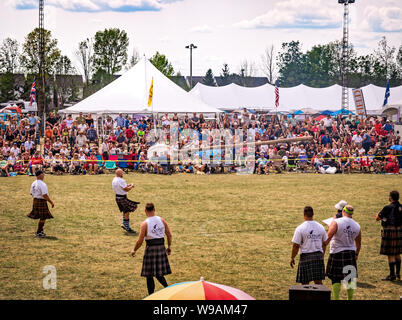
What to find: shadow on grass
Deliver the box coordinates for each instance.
[357,282,376,289]
[41,236,58,241]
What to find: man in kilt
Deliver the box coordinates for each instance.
[376,190,402,281]
[112,169,140,233]
[27,170,55,238]
[325,205,361,300]
[131,203,172,295]
[290,206,327,285]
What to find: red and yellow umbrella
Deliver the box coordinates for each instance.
[144,278,255,300]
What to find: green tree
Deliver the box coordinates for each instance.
[203,68,215,86]
[0,38,19,73]
[0,73,16,101]
[149,52,174,77]
[220,63,231,85]
[93,28,129,75]
[19,28,61,75]
[277,41,307,87]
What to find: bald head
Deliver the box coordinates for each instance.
[116,169,124,177]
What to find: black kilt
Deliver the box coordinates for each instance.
[27,199,54,220]
[380,226,402,256]
[115,195,139,213]
[296,251,325,284]
[326,250,357,282]
[141,238,171,278]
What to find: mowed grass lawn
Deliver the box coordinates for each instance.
[0,173,401,300]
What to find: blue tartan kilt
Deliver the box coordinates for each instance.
[296,251,325,283]
[326,250,357,282]
[141,239,171,278]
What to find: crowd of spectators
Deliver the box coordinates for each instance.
[0,109,401,177]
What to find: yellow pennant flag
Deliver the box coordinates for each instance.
[148,78,153,107]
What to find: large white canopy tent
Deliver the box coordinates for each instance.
[189,82,402,114]
[60,57,222,115]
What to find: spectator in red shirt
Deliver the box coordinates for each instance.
[126,126,135,143]
[86,153,98,175]
[30,150,44,176]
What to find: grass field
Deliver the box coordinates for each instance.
[0,173,401,300]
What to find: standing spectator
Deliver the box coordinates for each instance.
[376,190,402,281]
[325,205,361,300]
[290,206,327,285]
[131,203,172,295]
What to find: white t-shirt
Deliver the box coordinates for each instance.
[292,220,328,254]
[329,217,360,254]
[30,179,49,199]
[112,177,127,195]
[145,216,165,240]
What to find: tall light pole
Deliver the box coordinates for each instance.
[338,0,355,110]
[185,44,197,89]
[39,0,46,123]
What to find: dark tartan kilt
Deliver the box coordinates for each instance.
[326,250,357,282]
[141,241,172,278]
[380,226,402,256]
[115,195,139,213]
[27,199,54,220]
[296,251,325,283]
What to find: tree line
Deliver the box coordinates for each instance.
[0,27,401,108]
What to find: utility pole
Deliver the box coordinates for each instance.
[185,44,197,89]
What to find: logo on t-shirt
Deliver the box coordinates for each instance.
[343,225,356,237]
[151,224,164,238]
[307,230,322,240]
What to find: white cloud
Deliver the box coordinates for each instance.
[235,0,341,30]
[12,0,182,12]
[363,5,402,33]
[189,25,213,33]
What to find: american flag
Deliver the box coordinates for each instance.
[30,80,36,106]
[275,80,279,108]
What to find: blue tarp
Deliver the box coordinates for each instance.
[390,145,402,151]
[320,110,333,115]
[331,109,355,116]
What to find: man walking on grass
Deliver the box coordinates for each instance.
[112,169,140,234]
[27,170,55,238]
[290,206,327,285]
[131,203,172,295]
[376,190,402,281]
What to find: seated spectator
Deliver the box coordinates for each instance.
[70,153,82,175]
[86,153,98,175]
[0,154,11,177]
[30,150,44,176]
[51,153,65,175]
[86,125,98,143]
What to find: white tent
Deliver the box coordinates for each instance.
[190,82,402,114]
[60,57,222,115]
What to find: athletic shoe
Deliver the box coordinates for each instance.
[381,275,396,281]
[127,228,137,234]
[35,232,46,238]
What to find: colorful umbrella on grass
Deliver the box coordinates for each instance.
[144,277,255,300]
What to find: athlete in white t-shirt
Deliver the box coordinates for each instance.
[27,170,55,237]
[112,169,139,233]
[291,206,327,285]
[324,205,361,300]
[131,203,172,295]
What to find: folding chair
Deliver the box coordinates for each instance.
[105,155,117,172]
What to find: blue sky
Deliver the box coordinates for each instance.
[1,0,402,77]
